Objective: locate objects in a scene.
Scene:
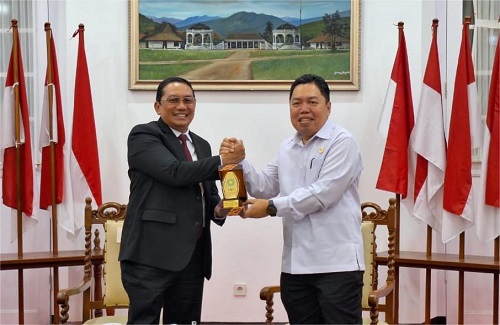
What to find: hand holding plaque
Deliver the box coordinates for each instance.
[218,164,247,217]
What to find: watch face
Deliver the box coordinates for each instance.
[267,204,277,216]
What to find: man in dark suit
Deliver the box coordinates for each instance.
[119,77,245,324]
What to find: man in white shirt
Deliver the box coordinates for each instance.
[227,74,364,323]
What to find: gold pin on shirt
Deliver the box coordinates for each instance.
[319,147,324,154]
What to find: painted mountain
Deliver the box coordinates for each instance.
[142,12,289,38]
[185,11,289,38]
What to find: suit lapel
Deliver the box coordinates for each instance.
[189,131,208,159]
[156,118,186,161]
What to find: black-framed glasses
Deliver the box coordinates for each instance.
[161,96,196,106]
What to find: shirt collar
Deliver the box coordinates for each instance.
[170,127,192,142]
[292,119,334,145]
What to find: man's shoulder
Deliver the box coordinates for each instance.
[130,120,163,134]
[328,121,354,140]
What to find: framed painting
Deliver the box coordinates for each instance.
[129,0,360,91]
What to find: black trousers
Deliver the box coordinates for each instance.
[121,239,205,324]
[280,271,364,324]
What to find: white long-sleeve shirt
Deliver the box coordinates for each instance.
[241,119,365,274]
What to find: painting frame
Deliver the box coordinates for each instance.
[129,0,361,91]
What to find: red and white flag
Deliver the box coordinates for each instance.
[67,24,102,231]
[411,20,447,238]
[376,22,416,213]
[476,34,500,242]
[1,23,35,226]
[39,30,65,210]
[442,19,482,242]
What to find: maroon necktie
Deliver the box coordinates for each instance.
[180,133,203,237]
[179,134,193,161]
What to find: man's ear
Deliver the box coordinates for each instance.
[154,102,161,115]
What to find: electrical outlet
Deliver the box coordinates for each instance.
[233,283,247,296]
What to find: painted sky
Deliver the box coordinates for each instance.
[139,0,351,20]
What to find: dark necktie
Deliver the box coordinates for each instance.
[179,134,193,161]
[180,133,203,237]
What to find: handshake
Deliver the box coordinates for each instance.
[219,137,245,165]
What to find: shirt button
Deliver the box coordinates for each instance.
[195,222,201,227]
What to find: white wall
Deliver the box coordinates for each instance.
[1,0,496,324]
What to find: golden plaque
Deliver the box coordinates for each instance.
[218,164,247,216]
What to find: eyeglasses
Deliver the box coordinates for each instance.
[161,96,196,106]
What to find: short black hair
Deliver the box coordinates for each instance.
[289,74,330,102]
[156,77,195,103]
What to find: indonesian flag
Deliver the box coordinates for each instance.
[376,22,416,214]
[67,24,102,231]
[476,34,500,242]
[442,19,482,242]
[1,26,35,221]
[39,31,65,210]
[411,20,446,237]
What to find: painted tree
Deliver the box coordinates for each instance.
[261,21,274,44]
[322,10,346,51]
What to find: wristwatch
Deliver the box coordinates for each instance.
[267,200,277,217]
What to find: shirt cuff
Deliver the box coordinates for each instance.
[271,197,287,217]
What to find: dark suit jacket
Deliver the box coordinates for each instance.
[119,118,224,279]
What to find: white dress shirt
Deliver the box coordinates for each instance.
[241,119,365,274]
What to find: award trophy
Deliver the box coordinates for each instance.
[218,164,247,217]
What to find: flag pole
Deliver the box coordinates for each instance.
[456,16,472,325]
[423,18,440,325]
[44,22,59,254]
[459,16,471,260]
[394,193,400,325]
[11,18,25,325]
[12,19,23,257]
[494,236,499,324]
[44,22,60,324]
[424,19,439,256]
[394,20,405,257]
[393,23,405,324]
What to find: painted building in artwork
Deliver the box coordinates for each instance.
[224,33,269,50]
[144,23,184,49]
[272,23,301,50]
[307,34,350,50]
[185,23,215,50]
[143,21,307,51]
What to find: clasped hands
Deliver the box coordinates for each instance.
[219,137,245,165]
[217,138,272,219]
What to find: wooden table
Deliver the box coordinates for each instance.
[376,251,500,273]
[375,250,499,324]
[1,250,104,324]
[1,250,87,270]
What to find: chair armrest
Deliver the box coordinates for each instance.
[260,286,281,324]
[368,280,394,302]
[259,285,281,300]
[58,278,92,299]
[57,278,92,324]
[368,280,394,325]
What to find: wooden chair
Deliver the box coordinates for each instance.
[57,197,129,324]
[260,198,396,325]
